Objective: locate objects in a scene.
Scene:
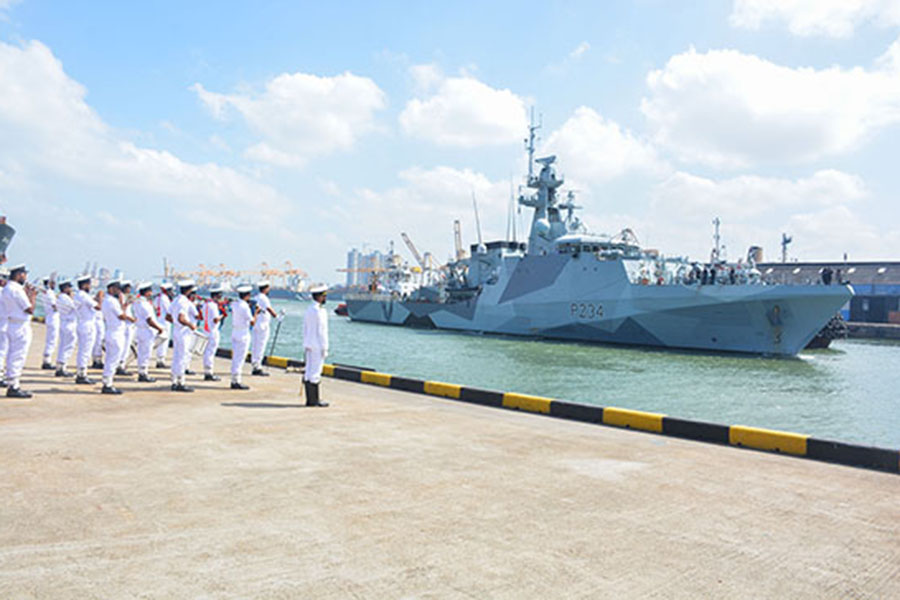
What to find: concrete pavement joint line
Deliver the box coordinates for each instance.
[244,351,900,474]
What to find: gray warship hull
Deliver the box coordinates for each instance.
[347,257,852,356]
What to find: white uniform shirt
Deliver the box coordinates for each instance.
[58,293,77,323]
[254,293,272,327]
[168,294,198,334]
[134,297,158,333]
[303,302,329,352]
[154,292,171,322]
[231,299,252,334]
[74,289,97,324]
[202,300,220,333]
[124,299,135,322]
[2,280,31,323]
[102,295,126,336]
[42,287,57,315]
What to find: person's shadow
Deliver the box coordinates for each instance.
[220,402,306,409]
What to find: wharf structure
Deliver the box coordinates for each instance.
[2,323,898,597]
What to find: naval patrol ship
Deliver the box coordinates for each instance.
[347,123,852,356]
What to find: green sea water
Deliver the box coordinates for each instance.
[225,299,900,448]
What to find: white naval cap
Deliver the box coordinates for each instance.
[209,284,225,294]
[309,284,328,294]
[42,275,51,283]
[76,274,91,284]
[106,278,121,287]
[58,279,73,289]
[177,279,196,290]
[257,280,271,289]
[137,281,153,292]
[236,284,253,295]
[8,263,27,275]
[0,267,8,278]
[120,279,133,288]
[160,282,174,290]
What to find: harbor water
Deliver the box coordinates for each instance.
[220,299,900,449]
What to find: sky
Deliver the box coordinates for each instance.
[2,0,900,283]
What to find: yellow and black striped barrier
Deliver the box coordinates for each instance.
[227,349,900,475]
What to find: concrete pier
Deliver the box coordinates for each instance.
[2,324,899,598]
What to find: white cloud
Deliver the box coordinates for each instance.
[399,66,528,147]
[0,0,21,11]
[643,169,891,261]
[0,40,288,232]
[544,107,668,183]
[641,42,900,167]
[731,0,900,38]
[192,71,387,167]
[569,41,591,60]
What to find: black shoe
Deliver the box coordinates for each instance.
[155,361,168,369]
[171,383,193,392]
[137,374,156,383]
[304,381,328,407]
[91,360,104,370]
[230,382,249,390]
[6,387,33,398]
[251,368,269,377]
[41,362,54,370]
[184,369,196,376]
[55,368,74,377]
[101,385,122,395]
[115,367,130,376]
[75,375,96,385]
[204,374,221,381]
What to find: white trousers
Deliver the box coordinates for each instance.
[203,328,220,373]
[119,324,135,368]
[0,324,7,375]
[304,348,325,384]
[56,318,77,368]
[155,322,170,360]
[250,322,270,368]
[135,328,156,374]
[171,328,193,383]
[103,331,126,386]
[76,322,96,374]
[92,318,105,359]
[231,332,250,382]
[5,320,32,389]
[43,312,59,361]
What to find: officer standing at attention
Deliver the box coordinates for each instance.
[302,285,329,407]
[201,285,225,381]
[2,264,38,398]
[40,276,59,370]
[91,285,105,370]
[168,279,199,392]
[73,275,100,385]
[0,268,8,387]
[154,282,174,368]
[133,282,163,383]
[250,280,277,376]
[116,280,136,375]
[54,280,77,377]
[101,280,134,395]
[230,285,254,390]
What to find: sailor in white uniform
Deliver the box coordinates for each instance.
[40,276,59,370]
[2,264,37,398]
[91,287,105,370]
[229,285,254,390]
[154,282,174,368]
[54,280,77,377]
[101,280,134,395]
[250,280,277,376]
[0,268,8,387]
[73,275,100,385]
[302,284,329,407]
[133,282,163,383]
[202,285,225,381]
[116,280,136,375]
[168,279,199,392]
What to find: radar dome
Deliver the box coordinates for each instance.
[534,218,551,238]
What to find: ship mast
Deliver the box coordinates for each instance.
[525,107,541,183]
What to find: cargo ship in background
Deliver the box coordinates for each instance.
[345,120,852,357]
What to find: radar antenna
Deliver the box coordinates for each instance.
[525,107,542,182]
